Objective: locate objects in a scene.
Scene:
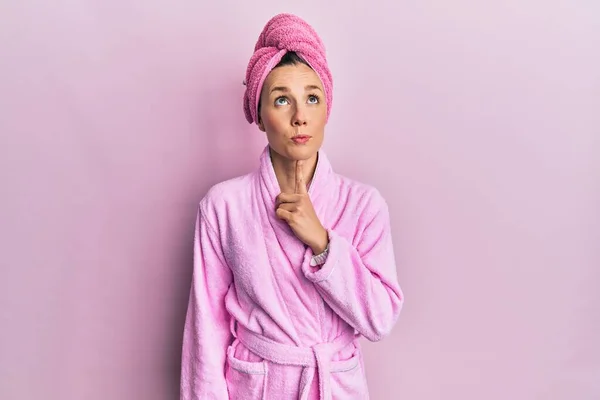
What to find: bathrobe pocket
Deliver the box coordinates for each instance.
[330,342,370,399]
[225,339,268,399]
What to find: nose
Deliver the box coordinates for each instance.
[292,104,307,126]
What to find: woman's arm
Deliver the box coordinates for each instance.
[302,191,404,342]
[180,204,233,400]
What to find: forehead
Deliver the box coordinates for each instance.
[263,64,323,90]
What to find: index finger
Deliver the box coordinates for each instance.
[295,160,307,194]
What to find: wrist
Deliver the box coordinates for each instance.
[310,228,329,255]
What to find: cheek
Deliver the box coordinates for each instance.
[262,109,284,129]
[263,113,279,128]
[313,108,327,127]
[262,113,287,142]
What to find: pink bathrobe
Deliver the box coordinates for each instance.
[180,146,404,399]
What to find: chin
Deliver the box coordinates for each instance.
[286,145,319,161]
[268,139,322,162]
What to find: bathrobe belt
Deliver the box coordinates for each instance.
[235,324,358,400]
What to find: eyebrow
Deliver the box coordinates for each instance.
[270,85,323,94]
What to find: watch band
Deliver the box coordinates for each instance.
[310,244,329,266]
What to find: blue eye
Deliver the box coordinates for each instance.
[275,97,288,106]
[308,94,320,104]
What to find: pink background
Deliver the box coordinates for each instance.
[1,1,598,399]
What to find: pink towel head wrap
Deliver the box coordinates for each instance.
[243,13,333,125]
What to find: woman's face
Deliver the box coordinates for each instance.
[258,63,327,162]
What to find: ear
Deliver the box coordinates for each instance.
[258,116,265,132]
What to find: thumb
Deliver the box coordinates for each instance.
[295,160,307,194]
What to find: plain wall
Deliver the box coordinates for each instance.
[1,1,598,399]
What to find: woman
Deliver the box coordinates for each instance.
[180,13,404,400]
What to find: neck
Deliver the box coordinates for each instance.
[269,148,318,194]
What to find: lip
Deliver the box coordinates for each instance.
[292,135,312,144]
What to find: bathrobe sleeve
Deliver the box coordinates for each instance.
[302,190,404,342]
[180,204,233,400]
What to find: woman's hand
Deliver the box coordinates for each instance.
[276,160,328,254]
